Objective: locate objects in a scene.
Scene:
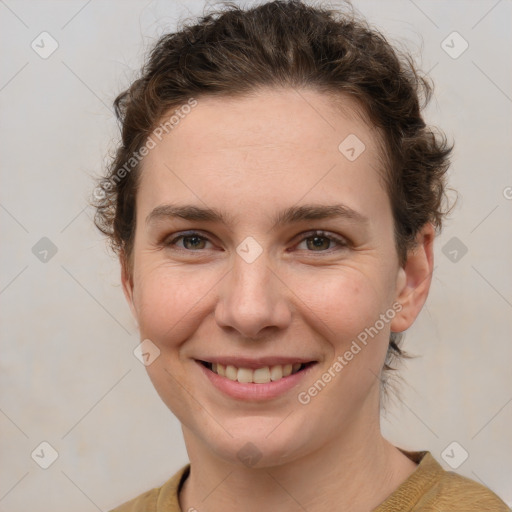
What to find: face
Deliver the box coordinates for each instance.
[121,87,432,467]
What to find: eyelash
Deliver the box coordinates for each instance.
[164,230,348,254]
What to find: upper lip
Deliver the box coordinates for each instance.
[196,357,317,369]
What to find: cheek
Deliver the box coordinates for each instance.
[291,269,386,345]
[132,263,217,346]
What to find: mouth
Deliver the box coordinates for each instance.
[197,360,316,384]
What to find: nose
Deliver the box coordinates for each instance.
[214,249,292,340]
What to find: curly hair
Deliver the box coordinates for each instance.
[92,0,453,401]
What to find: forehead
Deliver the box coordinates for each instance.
[150,88,380,159]
[137,87,388,224]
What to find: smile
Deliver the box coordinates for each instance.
[199,361,313,384]
[195,357,318,401]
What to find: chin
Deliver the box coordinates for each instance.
[192,413,323,469]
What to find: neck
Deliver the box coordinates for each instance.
[179,394,417,512]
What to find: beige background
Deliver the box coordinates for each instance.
[1,1,511,510]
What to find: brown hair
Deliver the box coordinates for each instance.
[93,0,453,400]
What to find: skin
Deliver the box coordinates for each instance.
[121,87,434,512]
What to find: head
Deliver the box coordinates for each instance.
[93,0,452,466]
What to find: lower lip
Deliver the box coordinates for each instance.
[196,361,316,401]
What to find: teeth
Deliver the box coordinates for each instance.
[253,367,271,384]
[225,365,237,381]
[269,365,283,381]
[237,368,253,383]
[209,362,306,383]
[283,364,292,377]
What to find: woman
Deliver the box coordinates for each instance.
[93,1,509,510]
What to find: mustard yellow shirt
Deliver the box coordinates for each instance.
[110,448,510,511]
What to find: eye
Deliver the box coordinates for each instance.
[165,231,213,251]
[295,230,348,252]
[163,230,348,254]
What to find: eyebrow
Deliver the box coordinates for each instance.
[146,203,368,231]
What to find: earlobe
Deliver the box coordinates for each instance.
[390,223,435,333]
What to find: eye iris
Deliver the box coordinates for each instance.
[183,235,205,250]
[307,236,330,251]
[176,233,338,251]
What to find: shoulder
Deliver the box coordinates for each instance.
[109,487,159,512]
[377,449,510,512]
[406,450,509,511]
[421,469,510,511]
[108,465,190,512]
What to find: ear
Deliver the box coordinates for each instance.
[390,222,435,333]
[120,250,137,321]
